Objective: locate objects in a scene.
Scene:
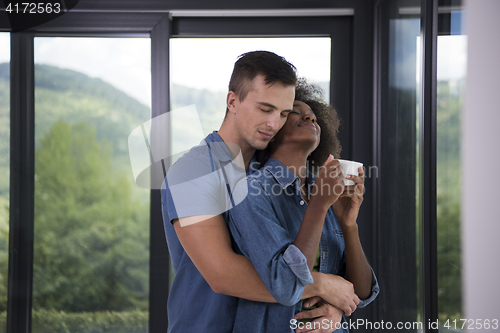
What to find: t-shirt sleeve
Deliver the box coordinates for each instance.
[161,153,227,224]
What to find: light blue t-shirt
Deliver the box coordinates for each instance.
[161,131,257,332]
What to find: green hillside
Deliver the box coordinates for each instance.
[0,63,156,317]
[0,63,233,198]
[0,63,152,197]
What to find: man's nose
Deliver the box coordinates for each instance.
[266,112,281,130]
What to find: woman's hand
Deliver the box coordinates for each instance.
[333,166,364,227]
[294,297,343,333]
[310,155,345,209]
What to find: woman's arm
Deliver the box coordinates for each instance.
[341,225,373,299]
[333,167,374,299]
[293,156,345,269]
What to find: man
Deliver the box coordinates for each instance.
[161,51,360,332]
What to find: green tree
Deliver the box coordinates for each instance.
[33,120,149,312]
[436,80,464,320]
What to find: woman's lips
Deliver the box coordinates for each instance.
[298,122,318,132]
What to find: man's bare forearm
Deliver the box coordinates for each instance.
[214,252,277,302]
[174,216,277,302]
[174,215,358,304]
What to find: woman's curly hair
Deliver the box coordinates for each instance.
[256,78,342,174]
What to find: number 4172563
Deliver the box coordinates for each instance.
[444,319,498,330]
[6,2,62,14]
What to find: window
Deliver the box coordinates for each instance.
[32,37,151,332]
[436,10,466,326]
[376,1,467,331]
[377,2,423,328]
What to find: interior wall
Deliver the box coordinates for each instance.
[462,0,500,325]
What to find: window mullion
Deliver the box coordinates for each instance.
[419,0,439,331]
[7,32,35,333]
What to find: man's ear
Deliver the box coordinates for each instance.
[226,91,238,114]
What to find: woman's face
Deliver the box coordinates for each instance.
[270,100,321,152]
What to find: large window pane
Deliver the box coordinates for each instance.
[0,32,10,332]
[33,37,151,333]
[436,11,466,327]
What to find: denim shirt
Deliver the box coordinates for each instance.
[228,158,379,333]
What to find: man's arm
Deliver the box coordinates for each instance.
[166,153,359,310]
[175,214,359,316]
[174,215,277,302]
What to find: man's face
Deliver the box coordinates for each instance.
[229,74,295,151]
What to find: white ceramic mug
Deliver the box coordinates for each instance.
[337,159,363,186]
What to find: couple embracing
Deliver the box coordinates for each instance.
[162,51,379,333]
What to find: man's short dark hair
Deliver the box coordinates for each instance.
[228,51,297,103]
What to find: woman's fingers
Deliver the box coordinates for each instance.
[294,305,323,321]
[303,296,322,308]
[342,167,365,197]
[345,175,363,184]
[358,166,365,178]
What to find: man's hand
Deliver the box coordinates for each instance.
[313,272,359,316]
[294,297,343,333]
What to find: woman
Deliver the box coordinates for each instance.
[228,79,379,333]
